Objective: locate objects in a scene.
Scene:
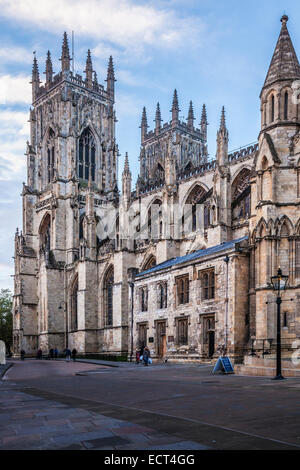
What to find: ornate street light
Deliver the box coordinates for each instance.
[270,267,289,380]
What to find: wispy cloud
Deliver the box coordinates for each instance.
[0,46,32,65]
[0,0,205,52]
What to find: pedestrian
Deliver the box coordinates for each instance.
[36,348,43,360]
[54,348,58,359]
[143,346,150,366]
[20,349,25,361]
[49,348,54,359]
[71,348,77,362]
[140,344,145,358]
[64,348,71,362]
[135,348,141,364]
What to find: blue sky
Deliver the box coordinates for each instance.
[0,0,299,290]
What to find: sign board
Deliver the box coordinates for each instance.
[213,356,234,374]
[148,337,154,343]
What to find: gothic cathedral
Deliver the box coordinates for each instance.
[13,17,300,369]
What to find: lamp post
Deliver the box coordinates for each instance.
[59,301,68,349]
[270,267,289,381]
[127,268,138,363]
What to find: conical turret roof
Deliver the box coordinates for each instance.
[263,15,300,90]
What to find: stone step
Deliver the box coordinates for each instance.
[235,364,300,377]
[244,355,300,369]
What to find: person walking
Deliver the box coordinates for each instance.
[49,348,54,359]
[143,346,150,366]
[135,348,141,364]
[64,348,71,362]
[54,348,58,359]
[71,348,77,362]
[20,349,25,361]
[36,348,43,360]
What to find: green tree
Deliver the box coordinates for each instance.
[0,288,13,353]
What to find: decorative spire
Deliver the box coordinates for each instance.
[84,49,93,88]
[171,89,180,124]
[140,106,148,142]
[31,52,40,101]
[122,152,132,205]
[201,104,207,124]
[44,50,53,85]
[216,106,229,166]
[106,55,116,99]
[262,15,300,91]
[220,106,226,130]
[187,100,195,129]
[155,102,162,132]
[123,152,130,175]
[60,32,71,73]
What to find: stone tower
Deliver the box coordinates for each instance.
[249,15,300,343]
[13,33,118,354]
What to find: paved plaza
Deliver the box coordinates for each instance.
[0,359,300,450]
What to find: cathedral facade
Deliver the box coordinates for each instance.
[13,16,300,365]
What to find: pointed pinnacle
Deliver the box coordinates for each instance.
[107,55,115,80]
[220,106,226,130]
[32,53,39,77]
[188,101,195,121]
[45,50,53,79]
[61,32,70,58]
[201,104,207,124]
[141,106,148,127]
[155,102,162,123]
[124,152,130,173]
[86,49,93,70]
[171,89,180,111]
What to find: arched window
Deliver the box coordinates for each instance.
[78,128,96,181]
[104,267,114,326]
[39,214,51,263]
[140,287,148,312]
[148,199,162,240]
[143,255,156,271]
[70,277,78,331]
[183,185,206,233]
[46,128,55,184]
[271,95,275,123]
[231,168,251,220]
[158,283,167,309]
[284,91,288,120]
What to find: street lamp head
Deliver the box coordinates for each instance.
[270,267,289,292]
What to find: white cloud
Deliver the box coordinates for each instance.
[0,46,32,65]
[0,108,29,180]
[0,74,31,105]
[0,0,203,52]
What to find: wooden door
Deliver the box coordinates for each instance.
[157,321,166,357]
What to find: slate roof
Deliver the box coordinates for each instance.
[137,236,248,278]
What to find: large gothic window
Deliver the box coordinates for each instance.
[70,277,78,331]
[231,168,251,220]
[47,128,55,184]
[148,199,162,240]
[104,266,114,326]
[78,128,96,181]
[39,214,51,264]
[183,185,206,233]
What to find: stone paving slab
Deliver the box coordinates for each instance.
[0,386,209,450]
